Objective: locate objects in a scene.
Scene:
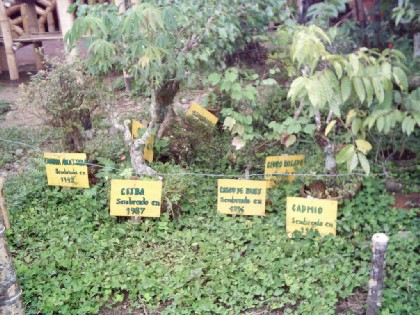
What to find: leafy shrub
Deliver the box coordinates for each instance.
[18,58,106,152]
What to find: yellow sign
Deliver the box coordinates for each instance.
[132,119,154,163]
[265,155,304,188]
[110,180,162,217]
[217,179,266,216]
[186,102,218,126]
[286,197,337,236]
[44,153,89,188]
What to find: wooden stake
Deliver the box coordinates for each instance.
[115,0,126,13]
[0,0,19,81]
[21,2,43,70]
[56,0,76,60]
[0,216,24,314]
[0,178,10,230]
[366,233,390,315]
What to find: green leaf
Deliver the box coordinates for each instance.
[363,78,373,105]
[223,117,236,131]
[341,76,351,102]
[208,73,221,85]
[353,77,365,103]
[358,153,370,175]
[355,139,372,154]
[347,152,358,173]
[336,144,355,164]
[333,62,343,79]
[377,116,385,132]
[262,78,277,86]
[351,118,362,135]
[372,77,385,104]
[287,77,306,105]
[393,67,408,91]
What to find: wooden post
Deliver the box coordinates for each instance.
[21,2,44,70]
[115,0,126,13]
[0,220,24,313]
[414,33,420,59]
[366,233,390,315]
[0,0,19,81]
[57,0,76,60]
[0,178,10,230]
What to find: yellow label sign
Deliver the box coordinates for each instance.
[265,155,304,188]
[110,180,162,217]
[44,153,89,188]
[217,179,266,216]
[286,197,337,236]
[186,102,218,126]
[132,119,154,163]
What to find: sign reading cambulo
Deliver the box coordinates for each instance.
[186,102,218,126]
[110,180,162,217]
[265,155,304,188]
[44,153,89,188]
[217,179,266,215]
[286,197,337,236]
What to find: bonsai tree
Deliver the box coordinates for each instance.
[65,0,286,175]
[19,58,103,152]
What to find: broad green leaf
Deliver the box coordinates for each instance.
[358,152,370,175]
[355,139,372,154]
[223,117,236,131]
[347,152,358,173]
[333,62,343,79]
[341,76,351,102]
[208,73,221,85]
[325,120,336,136]
[287,77,306,105]
[351,118,362,135]
[372,77,385,103]
[349,54,360,75]
[377,116,385,132]
[392,67,408,91]
[303,124,317,134]
[346,109,357,125]
[363,78,373,105]
[262,78,277,85]
[336,144,355,164]
[353,77,365,103]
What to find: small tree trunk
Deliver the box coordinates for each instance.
[0,178,10,230]
[314,132,337,174]
[366,233,390,315]
[0,219,24,314]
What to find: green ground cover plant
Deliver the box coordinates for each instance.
[4,165,418,314]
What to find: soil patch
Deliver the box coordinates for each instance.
[393,192,420,210]
[335,289,366,315]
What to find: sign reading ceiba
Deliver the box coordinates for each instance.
[186,102,218,126]
[265,155,304,188]
[44,152,89,188]
[132,119,154,163]
[286,197,337,236]
[217,179,266,215]
[110,179,162,217]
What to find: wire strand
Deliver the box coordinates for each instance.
[1,138,387,178]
